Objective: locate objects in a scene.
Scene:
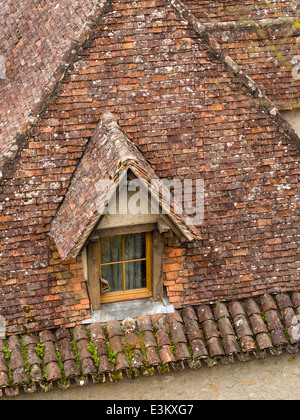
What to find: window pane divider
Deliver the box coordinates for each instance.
[101,258,147,266]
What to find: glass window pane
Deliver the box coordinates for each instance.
[125,261,146,290]
[101,263,123,293]
[124,233,146,261]
[100,236,123,264]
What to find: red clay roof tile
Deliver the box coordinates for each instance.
[0,293,300,395]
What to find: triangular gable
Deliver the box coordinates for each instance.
[50,113,201,260]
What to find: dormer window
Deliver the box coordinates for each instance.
[50,112,200,317]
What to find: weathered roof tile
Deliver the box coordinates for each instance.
[10,350,24,371]
[0,372,10,389]
[39,330,55,344]
[126,333,142,349]
[156,329,171,348]
[57,338,76,363]
[159,346,176,365]
[63,360,80,379]
[249,314,268,335]
[76,339,92,360]
[174,343,191,361]
[130,350,144,369]
[244,299,261,316]
[233,314,253,338]
[276,294,293,310]
[256,333,273,351]
[43,342,58,365]
[282,307,297,329]
[12,367,28,386]
[182,307,197,322]
[197,305,214,323]
[291,293,300,309]
[202,320,219,340]
[115,353,130,372]
[98,356,114,374]
[89,323,105,341]
[55,328,70,342]
[265,310,284,332]
[136,316,153,333]
[190,339,208,360]
[72,325,88,342]
[30,364,43,383]
[26,345,42,370]
[207,337,225,358]
[45,362,62,382]
[218,317,235,338]
[141,331,156,349]
[261,295,278,313]
[145,347,161,366]
[169,321,187,344]
[81,358,97,376]
[2,293,300,397]
[105,320,122,338]
[185,319,203,342]
[213,303,230,320]
[271,329,289,347]
[7,336,20,352]
[240,336,257,353]
[109,336,124,354]
[228,301,246,319]
[223,335,240,356]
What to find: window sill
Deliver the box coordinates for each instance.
[82,294,175,324]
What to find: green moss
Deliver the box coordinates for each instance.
[55,345,68,388]
[92,373,105,384]
[169,337,177,355]
[35,341,48,380]
[2,344,13,387]
[110,371,122,382]
[70,329,83,376]
[19,335,34,387]
[87,342,100,367]
[23,306,31,314]
[158,364,168,375]
[124,344,137,366]
[137,331,147,362]
[26,317,36,324]
[102,326,118,364]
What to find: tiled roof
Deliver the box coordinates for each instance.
[0,0,299,182]
[169,0,300,150]
[50,112,200,260]
[1,292,300,397]
[0,0,110,179]
[0,0,300,334]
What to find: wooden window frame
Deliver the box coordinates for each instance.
[86,225,165,312]
[99,232,153,304]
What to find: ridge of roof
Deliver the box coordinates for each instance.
[168,0,300,150]
[201,16,300,33]
[1,292,300,398]
[50,113,201,261]
[0,0,111,183]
